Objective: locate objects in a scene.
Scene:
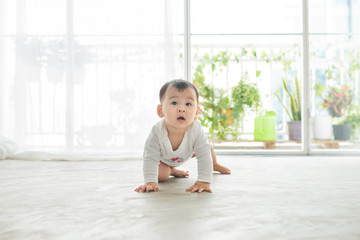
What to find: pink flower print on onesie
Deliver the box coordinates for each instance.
[171,157,184,163]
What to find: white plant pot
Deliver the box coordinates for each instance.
[312,116,332,140]
[225,133,233,140]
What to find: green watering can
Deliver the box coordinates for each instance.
[254,110,276,141]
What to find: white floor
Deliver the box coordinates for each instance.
[0,156,360,240]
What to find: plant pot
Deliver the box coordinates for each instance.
[312,116,332,140]
[328,107,341,118]
[78,125,116,146]
[332,123,351,140]
[288,121,301,141]
[22,64,41,82]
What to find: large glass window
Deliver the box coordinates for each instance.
[309,0,360,153]
[0,0,184,154]
[1,0,359,155]
[191,0,304,152]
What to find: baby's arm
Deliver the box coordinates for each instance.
[188,121,213,193]
[135,128,161,193]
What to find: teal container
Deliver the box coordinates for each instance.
[254,110,276,141]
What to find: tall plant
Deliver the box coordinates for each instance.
[275,75,301,121]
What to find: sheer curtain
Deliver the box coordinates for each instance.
[0,0,184,157]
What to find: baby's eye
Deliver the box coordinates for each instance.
[186,102,192,106]
[171,101,178,105]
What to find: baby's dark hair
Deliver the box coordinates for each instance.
[159,79,199,103]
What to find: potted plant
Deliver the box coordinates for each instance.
[194,71,260,140]
[275,75,301,141]
[311,114,333,140]
[344,109,360,141]
[323,85,353,118]
[322,84,354,140]
[192,50,261,139]
[312,82,333,140]
[77,124,116,146]
[44,39,66,83]
[231,72,261,133]
[74,41,93,84]
[15,37,43,82]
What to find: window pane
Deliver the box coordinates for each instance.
[72,36,184,153]
[0,1,184,154]
[26,0,66,35]
[74,0,184,35]
[1,0,66,35]
[0,0,17,35]
[192,35,303,151]
[0,36,67,149]
[309,0,360,153]
[310,35,360,152]
[309,0,360,34]
[191,0,302,34]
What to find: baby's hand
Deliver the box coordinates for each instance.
[134,182,159,192]
[186,181,212,193]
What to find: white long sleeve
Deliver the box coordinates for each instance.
[143,130,161,183]
[193,124,213,183]
[143,119,212,184]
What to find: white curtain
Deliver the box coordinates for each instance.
[0,0,184,157]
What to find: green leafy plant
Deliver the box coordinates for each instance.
[193,47,302,138]
[194,73,261,139]
[231,72,261,127]
[193,51,261,139]
[312,40,359,120]
[274,75,301,121]
[322,84,353,118]
[344,109,360,140]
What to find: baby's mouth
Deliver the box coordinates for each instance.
[177,117,185,121]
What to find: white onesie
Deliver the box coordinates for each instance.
[143,119,212,184]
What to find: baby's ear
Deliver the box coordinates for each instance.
[157,104,164,118]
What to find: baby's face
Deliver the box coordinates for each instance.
[158,86,198,131]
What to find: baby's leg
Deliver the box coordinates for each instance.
[192,146,231,174]
[170,167,189,178]
[158,161,171,182]
[158,161,189,181]
[211,146,231,174]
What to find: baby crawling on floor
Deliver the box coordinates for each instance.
[135,79,230,193]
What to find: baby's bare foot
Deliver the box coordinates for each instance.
[170,168,189,178]
[213,164,231,174]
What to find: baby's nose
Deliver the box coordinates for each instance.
[178,106,185,112]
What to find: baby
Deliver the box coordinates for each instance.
[135,79,230,193]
